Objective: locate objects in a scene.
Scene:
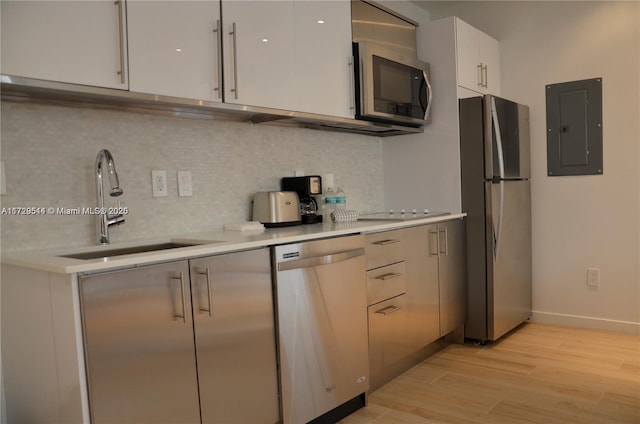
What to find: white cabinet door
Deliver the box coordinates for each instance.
[455,18,483,94]
[1,0,128,89]
[127,1,222,101]
[479,33,500,96]
[294,1,354,118]
[222,0,296,110]
[455,17,500,96]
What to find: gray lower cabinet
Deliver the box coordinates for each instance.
[364,219,467,389]
[403,225,440,350]
[405,220,466,340]
[364,231,408,390]
[367,293,409,378]
[436,219,467,336]
[79,248,279,424]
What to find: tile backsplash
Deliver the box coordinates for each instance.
[0,102,384,252]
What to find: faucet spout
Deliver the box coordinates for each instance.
[95,149,124,244]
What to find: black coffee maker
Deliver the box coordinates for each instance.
[281,176,323,224]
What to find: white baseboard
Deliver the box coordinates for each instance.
[530,311,640,335]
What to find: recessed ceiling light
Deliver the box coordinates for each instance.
[317,20,325,24]
[261,38,269,42]
[175,48,182,52]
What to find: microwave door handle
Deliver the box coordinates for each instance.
[423,69,433,120]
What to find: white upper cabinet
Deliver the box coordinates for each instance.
[294,1,354,118]
[1,1,128,89]
[127,1,222,102]
[455,18,500,96]
[221,1,297,110]
[2,0,355,117]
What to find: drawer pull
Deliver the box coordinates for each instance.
[374,272,401,281]
[376,305,401,315]
[373,239,400,246]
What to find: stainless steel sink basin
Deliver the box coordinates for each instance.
[60,241,215,260]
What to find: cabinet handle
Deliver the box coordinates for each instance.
[374,272,401,281]
[482,64,488,88]
[172,273,187,323]
[196,268,213,316]
[229,22,239,99]
[115,0,125,84]
[348,56,355,112]
[373,239,400,246]
[439,228,449,256]
[477,63,483,88]
[429,230,439,257]
[213,20,223,99]
[376,305,401,315]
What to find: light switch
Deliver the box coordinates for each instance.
[178,171,193,197]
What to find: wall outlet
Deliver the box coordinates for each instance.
[587,268,600,288]
[151,170,168,197]
[177,171,193,197]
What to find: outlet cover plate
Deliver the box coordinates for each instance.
[152,170,168,197]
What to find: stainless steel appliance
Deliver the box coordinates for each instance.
[281,176,323,224]
[459,95,532,342]
[274,235,369,424]
[252,191,301,227]
[351,1,432,127]
[353,41,432,127]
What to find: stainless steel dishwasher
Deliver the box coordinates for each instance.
[274,235,369,424]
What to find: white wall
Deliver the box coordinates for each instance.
[425,1,640,333]
[377,0,465,214]
[0,102,385,252]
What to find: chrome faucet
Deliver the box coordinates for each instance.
[95,149,124,244]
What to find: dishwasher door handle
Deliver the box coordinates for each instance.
[277,248,365,271]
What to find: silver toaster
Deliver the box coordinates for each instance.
[252,191,301,227]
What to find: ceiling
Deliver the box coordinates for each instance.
[410,1,467,14]
[409,0,486,15]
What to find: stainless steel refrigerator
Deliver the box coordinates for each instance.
[459,95,532,342]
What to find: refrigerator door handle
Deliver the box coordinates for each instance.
[494,181,504,258]
[491,97,506,180]
[491,97,505,258]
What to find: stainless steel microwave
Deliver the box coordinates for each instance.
[353,42,432,127]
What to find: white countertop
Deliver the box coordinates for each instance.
[1,214,465,274]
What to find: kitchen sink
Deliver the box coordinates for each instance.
[59,241,221,260]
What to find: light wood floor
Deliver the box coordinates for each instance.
[341,323,640,424]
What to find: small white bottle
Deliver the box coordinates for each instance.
[324,187,336,220]
[335,187,346,210]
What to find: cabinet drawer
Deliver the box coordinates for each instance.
[368,294,409,378]
[365,231,405,270]
[366,262,406,306]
